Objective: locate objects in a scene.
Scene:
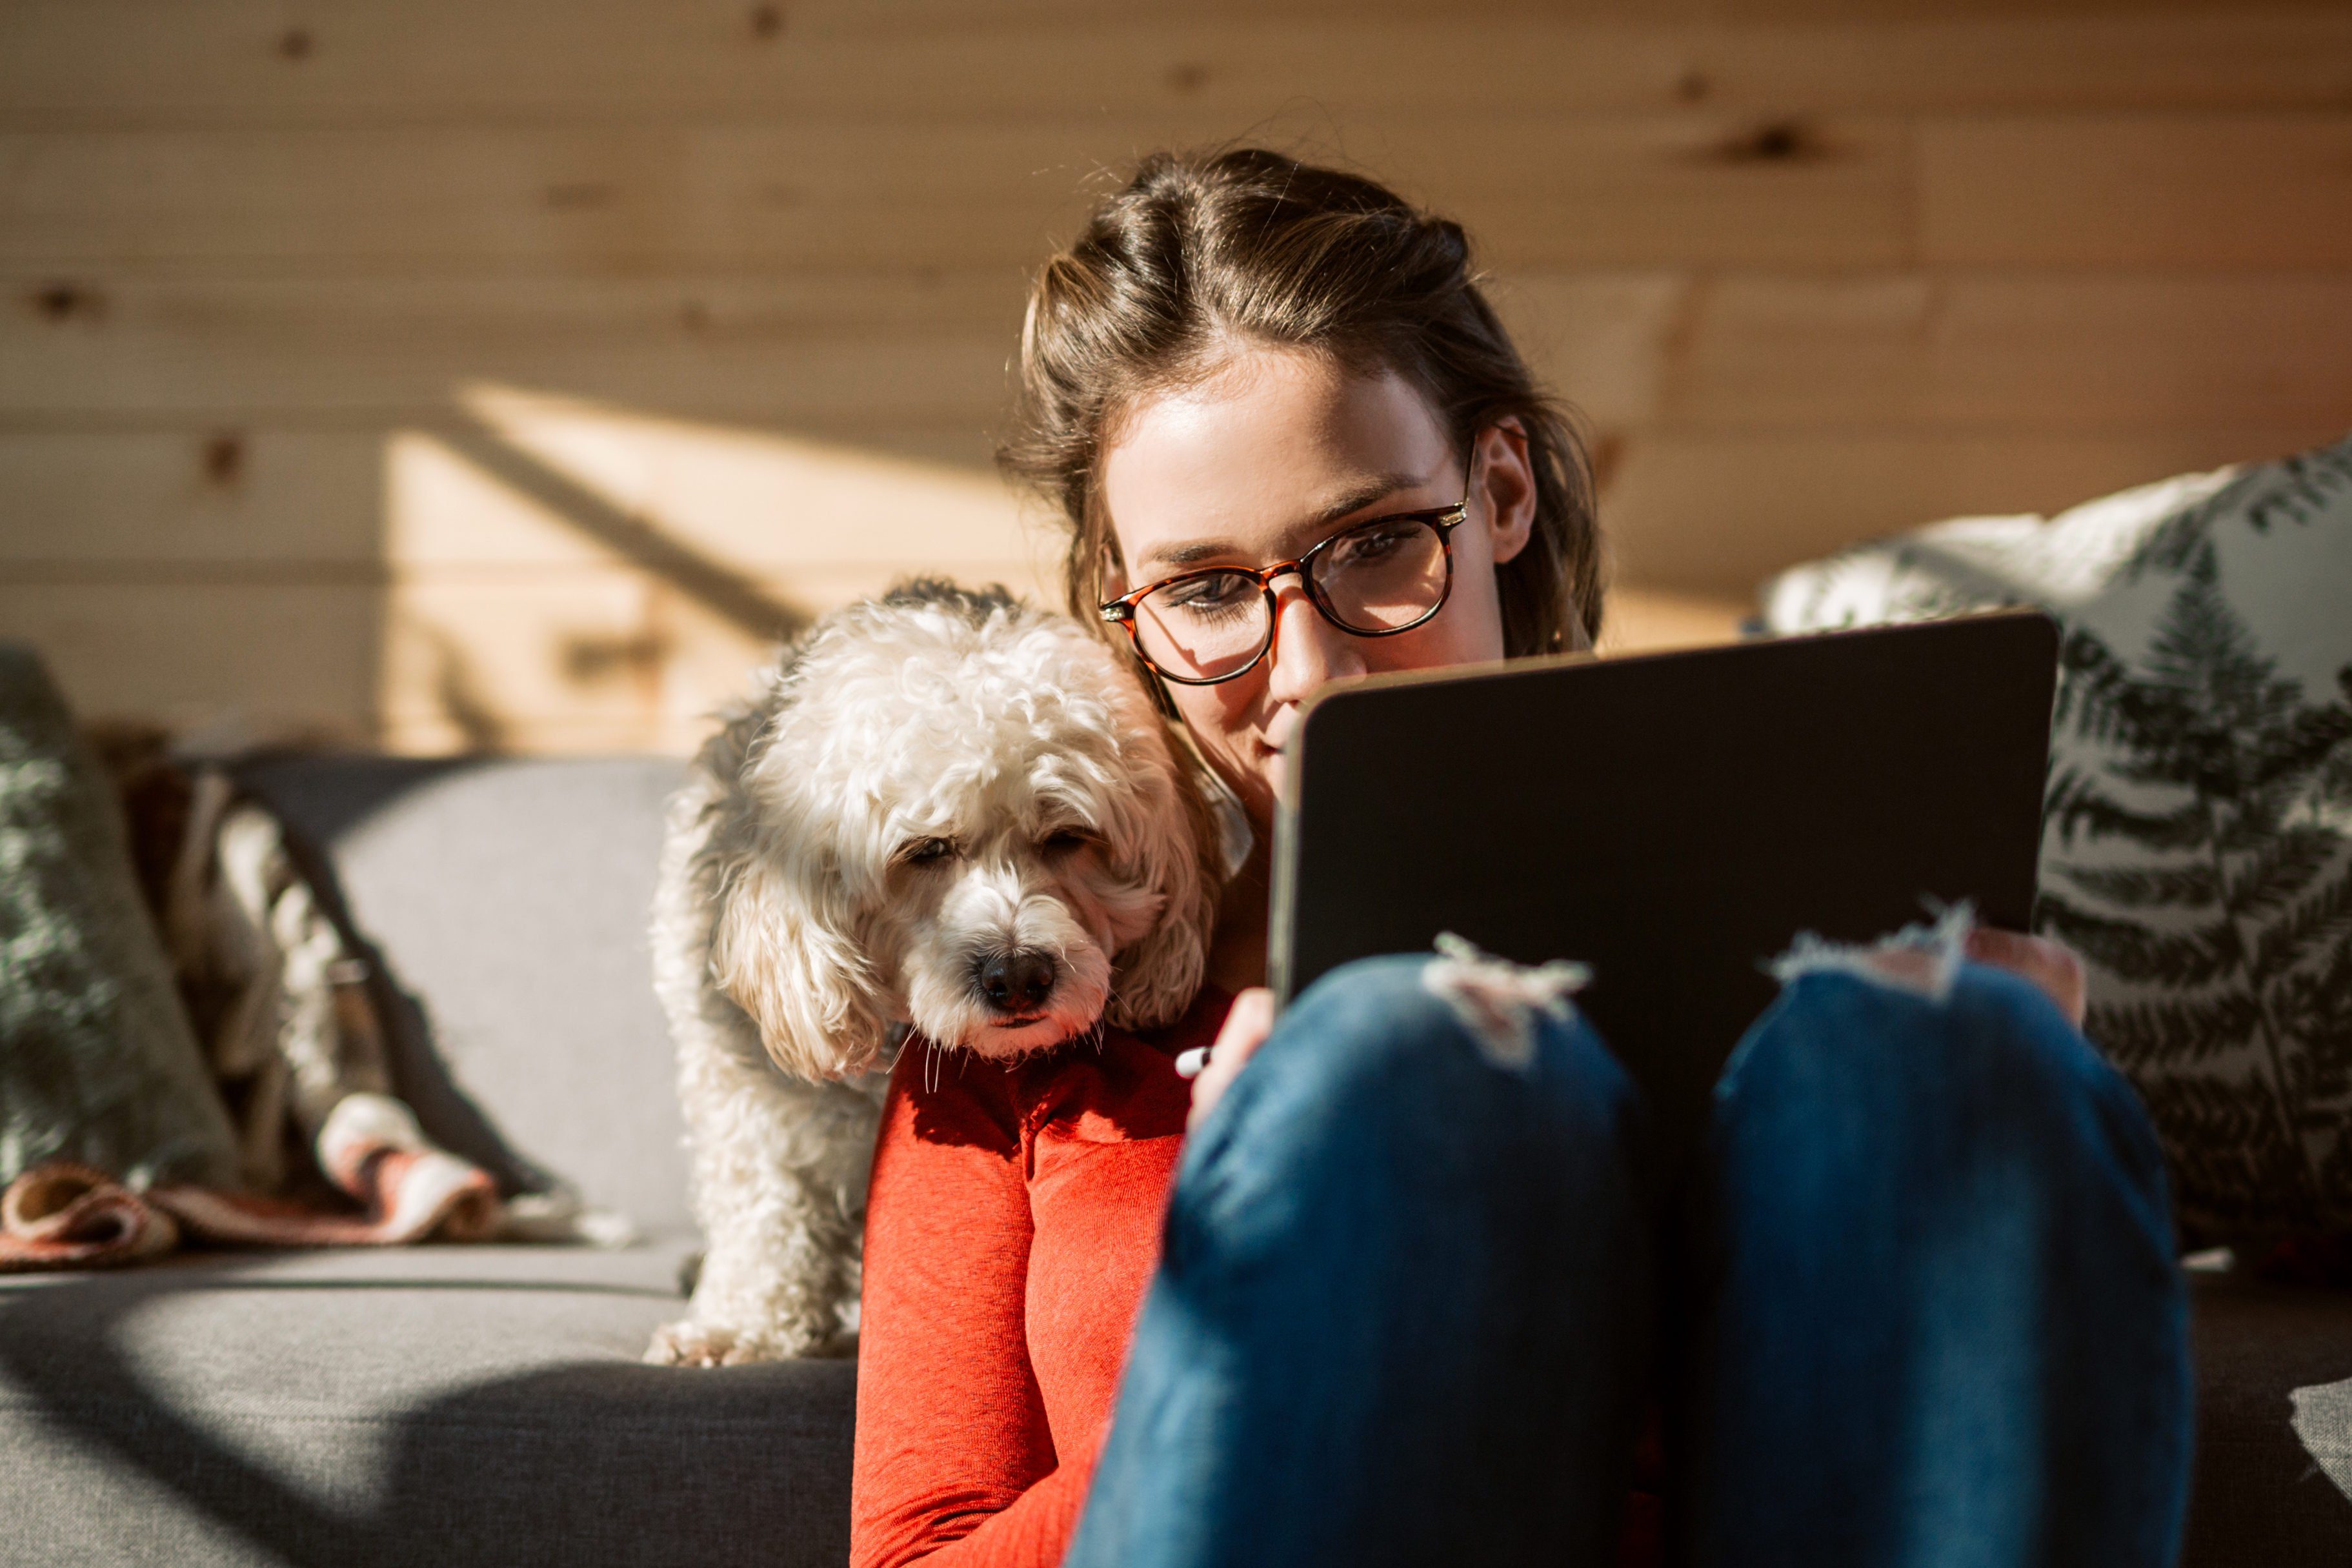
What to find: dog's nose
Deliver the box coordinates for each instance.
[978,949,1058,1014]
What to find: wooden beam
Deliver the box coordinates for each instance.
[1920,115,2352,267]
[1658,272,2352,432]
[0,113,1910,274]
[0,579,381,741]
[0,272,1021,425]
[1602,428,2342,594]
[5,7,2346,126]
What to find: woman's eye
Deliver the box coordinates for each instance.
[898,837,956,866]
[1331,521,1414,566]
[1160,574,1253,616]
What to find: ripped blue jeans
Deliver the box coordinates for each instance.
[1066,936,2191,1568]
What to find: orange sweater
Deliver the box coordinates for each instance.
[850,989,1660,1568]
[850,990,1230,1568]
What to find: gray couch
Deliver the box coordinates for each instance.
[1,754,2346,1564]
[0,756,850,1567]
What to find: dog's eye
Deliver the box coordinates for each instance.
[1040,828,1096,855]
[896,837,957,867]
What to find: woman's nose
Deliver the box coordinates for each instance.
[1264,579,1363,706]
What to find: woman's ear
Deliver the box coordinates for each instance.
[709,854,893,1080]
[1105,747,1220,1031]
[1479,418,1538,568]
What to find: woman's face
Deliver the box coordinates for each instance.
[1100,348,1539,828]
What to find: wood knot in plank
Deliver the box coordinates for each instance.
[1712,119,1829,165]
[562,632,671,685]
[30,280,105,323]
[202,432,246,488]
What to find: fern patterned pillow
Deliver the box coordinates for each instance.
[1761,436,2352,1250]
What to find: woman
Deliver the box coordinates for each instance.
[850,148,2191,1568]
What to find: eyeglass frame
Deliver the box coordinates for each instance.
[1096,437,1482,687]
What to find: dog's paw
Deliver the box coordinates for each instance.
[645,1317,797,1367]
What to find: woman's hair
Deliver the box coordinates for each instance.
[1000,146,1603,658]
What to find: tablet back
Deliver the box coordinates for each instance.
[1270,612,2058,1147]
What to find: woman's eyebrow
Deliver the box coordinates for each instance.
[1307,470,1429,529]
[1147,539,1244,568]
[1138,468,1431,572]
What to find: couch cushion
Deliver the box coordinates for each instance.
[2187,1271,2352,1563]
[232,756,693,1236]
[0,1243,854,1566]
[4,1251,2344,1563]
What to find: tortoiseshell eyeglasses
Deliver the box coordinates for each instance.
[1098,440,1478,686]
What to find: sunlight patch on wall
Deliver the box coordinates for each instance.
[379,384,1057,754]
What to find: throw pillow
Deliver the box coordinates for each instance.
[0,644,240,1189]
[1760,436,2352,1249]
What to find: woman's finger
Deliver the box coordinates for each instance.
[1965,927,2088,1030]
[1188,987,1276,1131]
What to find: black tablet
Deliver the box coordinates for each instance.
[1269,611,2059,1149]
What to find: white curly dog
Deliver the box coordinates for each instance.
[647,580,1218,1365]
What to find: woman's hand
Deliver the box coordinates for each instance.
[1964,927,2087,1030]
[1187,987,1277,1132]
[1859,927,2086,1027]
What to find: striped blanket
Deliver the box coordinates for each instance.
[0,1093,501,1272]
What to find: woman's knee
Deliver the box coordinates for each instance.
[1275,952,1458,1078]
[1180,950,1643,1230]
[1720,960,2167,1210]
[1266,950,1632,1131]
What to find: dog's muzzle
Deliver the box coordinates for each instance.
[975,948,1058,1016]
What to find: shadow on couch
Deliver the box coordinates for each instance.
[0,1259,855,1567]
[14,1253,2352,1565]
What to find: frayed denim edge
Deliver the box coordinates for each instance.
[1767,901,1976,1005]
[1421,932,1591,1073]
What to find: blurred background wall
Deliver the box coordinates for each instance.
[3,0,2347,754]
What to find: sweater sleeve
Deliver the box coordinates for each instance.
[850,1050,1089,1568]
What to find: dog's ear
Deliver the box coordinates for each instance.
[710,854,893,1080]
[1105,749,1221,1032]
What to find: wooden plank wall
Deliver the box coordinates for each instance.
[3,0,2348,752]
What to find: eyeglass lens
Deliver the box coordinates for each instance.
[1131,514,1451,682]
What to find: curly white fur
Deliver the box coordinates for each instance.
[647,582,1216,1365]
